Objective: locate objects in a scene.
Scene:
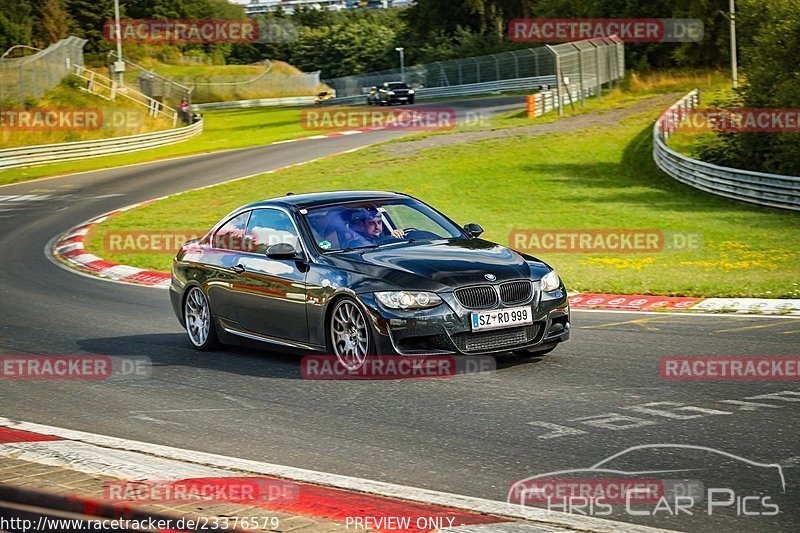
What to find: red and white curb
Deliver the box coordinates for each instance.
[51,200,173,288]
[568,293,800,316]
[0,418,670,533]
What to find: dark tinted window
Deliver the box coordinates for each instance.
[304,198,462,251]
[213,211,250,251]
[244,209,300,254]
[386,82,408,89]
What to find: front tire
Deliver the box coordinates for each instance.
[184,287,220,351]
[328,297,373,371]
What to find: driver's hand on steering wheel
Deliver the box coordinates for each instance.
[390,228,406,239]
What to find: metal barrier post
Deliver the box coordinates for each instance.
[570,43,585,106]
[545,45,562,115]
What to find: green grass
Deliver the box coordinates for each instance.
[86,79,800,298]
[0,106,339,186]
[1,77,172,149]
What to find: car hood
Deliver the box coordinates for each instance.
[326,239,547,291]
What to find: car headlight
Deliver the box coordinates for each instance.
[540,270,561,292]
[375,291,442,310]
[408,89,415,94]
[387,91,395,95]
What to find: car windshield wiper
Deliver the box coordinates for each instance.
[330,244,383,253]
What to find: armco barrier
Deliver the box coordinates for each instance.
[654,89,800,211]
[0,119,203,171]
[328,75,557,105]
[193,96,315,110]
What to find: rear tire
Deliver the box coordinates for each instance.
[183,287,220,351]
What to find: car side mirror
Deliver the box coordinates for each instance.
[464,223,484,238]
[266,242,298,259]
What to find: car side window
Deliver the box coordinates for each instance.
[213,211,250,251]
[244,209,300,255]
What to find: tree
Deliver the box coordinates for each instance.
[698,0,800,175]
[65,0,116,61]
[37,0,70,46]
[0,0,34,52]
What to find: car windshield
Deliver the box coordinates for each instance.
[304,198,463,251]
[386,83,408,90]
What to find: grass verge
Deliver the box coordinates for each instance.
[0,105,339,186]
[86,73,799,298]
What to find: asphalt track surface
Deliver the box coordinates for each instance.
[0,96,798,532]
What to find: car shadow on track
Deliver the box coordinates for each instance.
[76,334,548,381]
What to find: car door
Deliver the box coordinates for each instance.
[204,210,251,322]
[231,208,309,343]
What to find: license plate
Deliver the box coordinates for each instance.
[399,97,408,100]
[470,306,532,331]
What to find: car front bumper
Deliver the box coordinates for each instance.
[358,287,570,356]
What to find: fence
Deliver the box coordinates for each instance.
[0,119,203,171]
[0,37,87,105]
[325,37,624,107]
[109,52,192,110]
[547,37,624,114]
[173,63,322,104]
[653,90,800,212]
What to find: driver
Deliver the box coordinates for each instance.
[346,208,405,248]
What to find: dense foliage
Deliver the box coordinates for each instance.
[3,0,797,175]
[697,0,800,176]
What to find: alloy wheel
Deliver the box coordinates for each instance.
[330,299,369,371]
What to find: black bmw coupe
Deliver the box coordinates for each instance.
[170,191,570,369]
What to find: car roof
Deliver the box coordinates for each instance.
[241,190,411,210]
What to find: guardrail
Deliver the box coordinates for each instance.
[327,75,558,105]
[193,96,316,110]
[0,119,203,171]
[653,89,800,212]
